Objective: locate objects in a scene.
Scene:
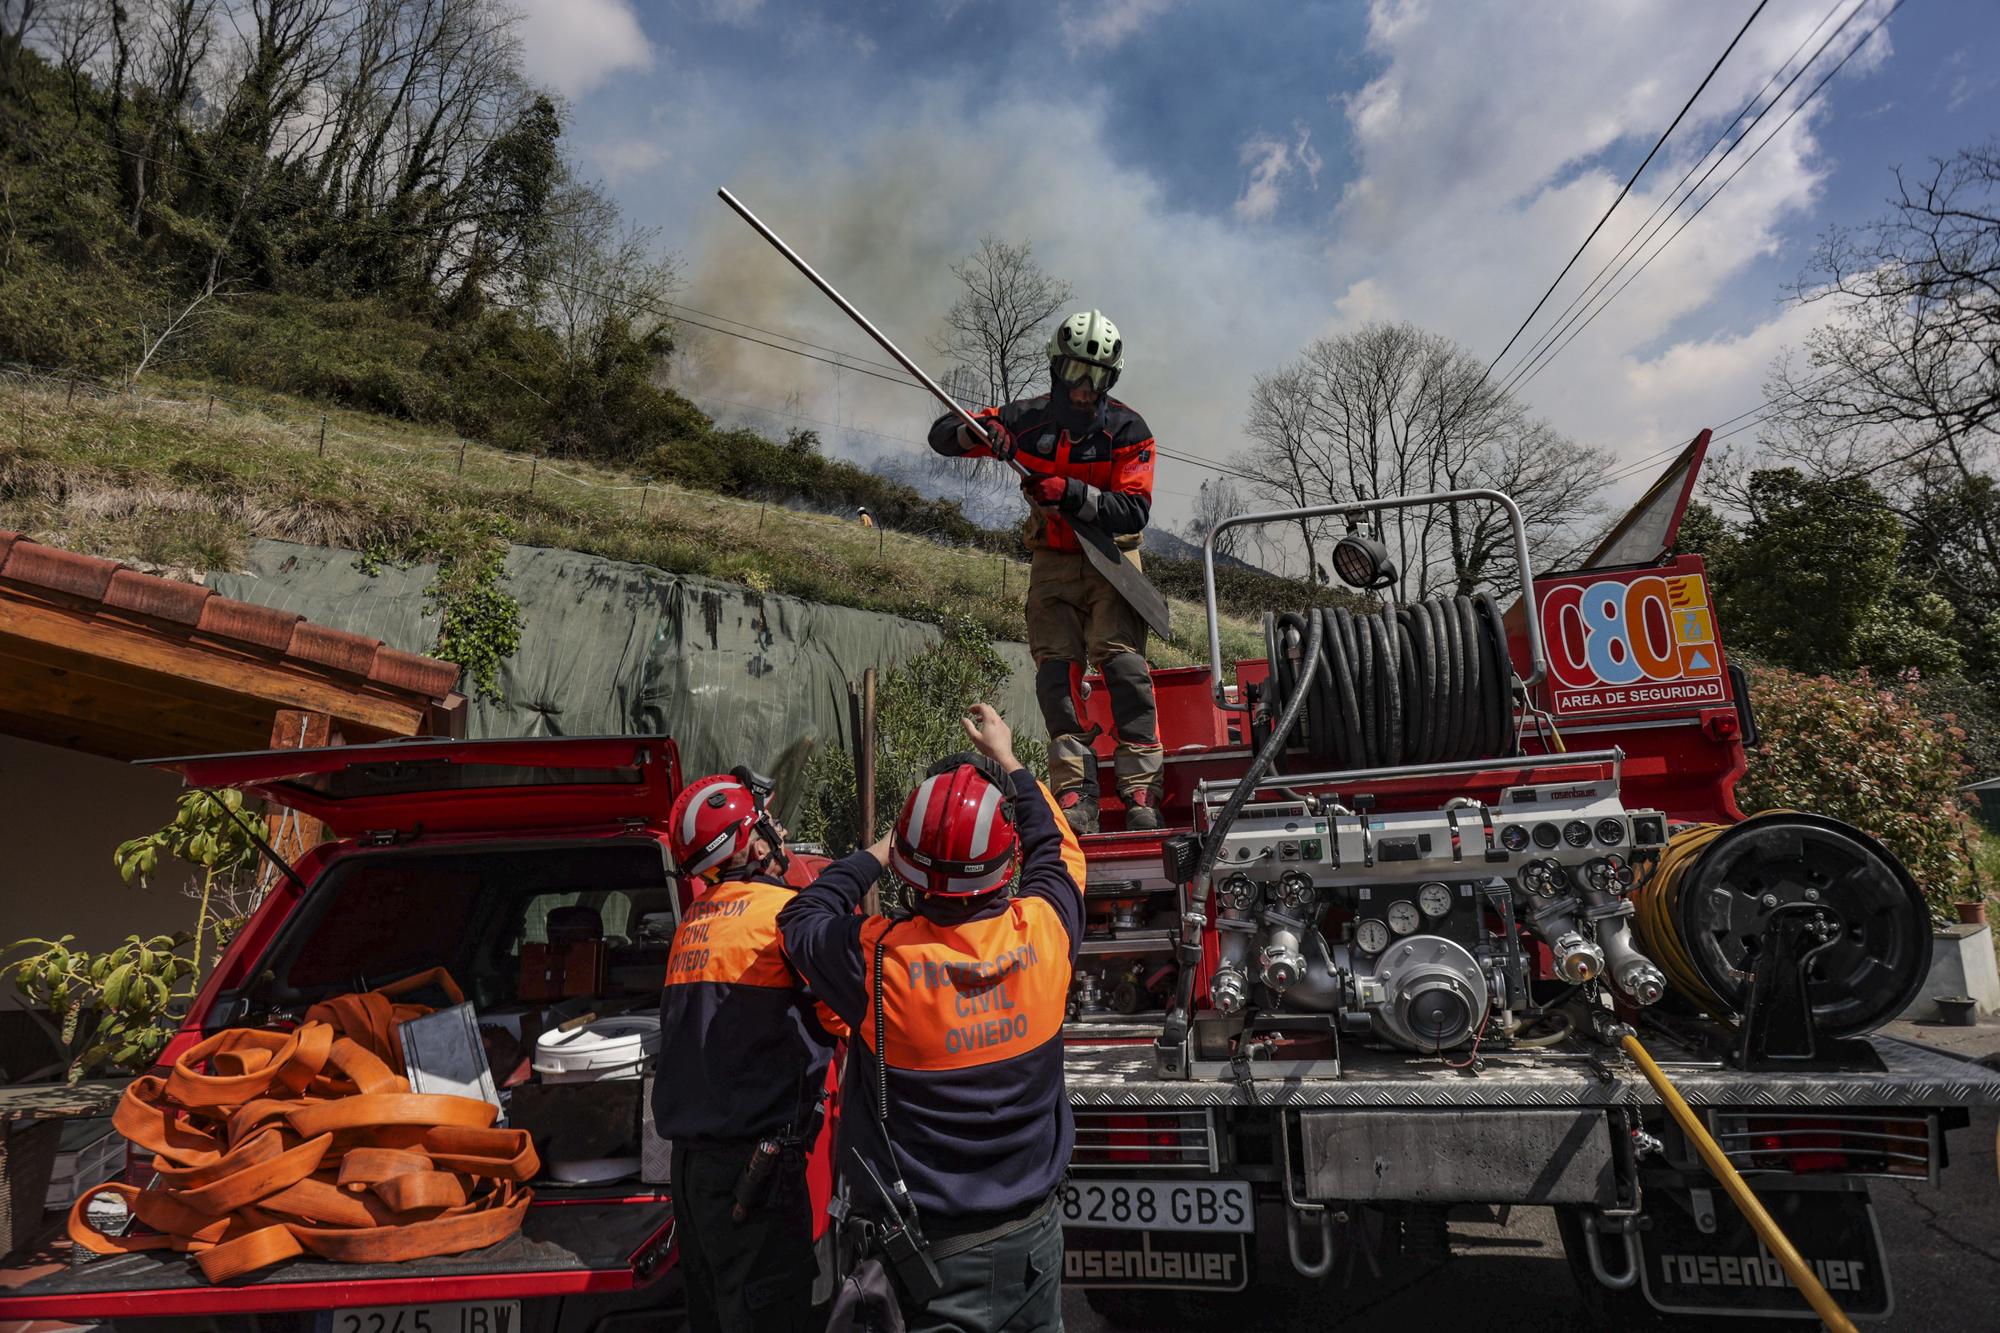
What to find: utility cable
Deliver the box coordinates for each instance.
[1509,0,1905,395]
[1485,0,1770,376]
[1495,0,1855,391]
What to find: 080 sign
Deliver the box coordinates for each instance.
[1539,566,1725,718]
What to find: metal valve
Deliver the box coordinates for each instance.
[1552,931,1605,984]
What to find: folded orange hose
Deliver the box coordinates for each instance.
[68,969,540,1284]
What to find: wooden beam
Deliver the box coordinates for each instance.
[0,598,429,739]
[263,710,335,885]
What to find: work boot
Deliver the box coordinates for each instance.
[1058,790,1100,836]
[1124,787,1164,832]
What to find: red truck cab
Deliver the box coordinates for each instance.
[0,735,837,1332]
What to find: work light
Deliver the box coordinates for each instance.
[1332,530,1396,590]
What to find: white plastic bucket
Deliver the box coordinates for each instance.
[532,1015,661,1084]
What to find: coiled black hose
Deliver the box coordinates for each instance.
[1263,594,1517,768]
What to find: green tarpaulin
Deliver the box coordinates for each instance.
[209,541,1042,821]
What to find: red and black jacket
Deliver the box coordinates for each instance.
[654,875,841,1148]
[928,396,1156,553]
[778,772,1087,1225]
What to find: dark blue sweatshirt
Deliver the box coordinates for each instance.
[778,770,1085,1225]
[653,875,839,1147]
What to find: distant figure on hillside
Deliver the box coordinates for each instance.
[857,506,875,529]
[927,309,1163,834]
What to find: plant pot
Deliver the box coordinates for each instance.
[0,1117,63,1258]
[1936,995,1979,1028]
[1955,901,1988,927]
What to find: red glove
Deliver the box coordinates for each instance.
[1024,474,1070,509]
[977,418,1015,460]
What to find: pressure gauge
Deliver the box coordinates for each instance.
[1500,824,1531,853]
[1532,822,1561,849]
[1563,820,1593,848]
[1387,900,1422,935]
[1418,882,1454,918]
[1354,918,1391,954]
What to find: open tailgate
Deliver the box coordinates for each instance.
[143,735,681,839]
[0,1194,674,1320]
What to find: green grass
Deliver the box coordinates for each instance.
[0,375,1268,668]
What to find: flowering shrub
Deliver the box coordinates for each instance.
[1737,666,1975,919]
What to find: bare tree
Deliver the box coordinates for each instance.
[0,0,44,93]
[1246,322,1610,598]
[931,236,1072,408]
[1761,141,2000,611]
[1181,476,1247,561]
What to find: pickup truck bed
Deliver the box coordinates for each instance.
[0,1192,675,1320]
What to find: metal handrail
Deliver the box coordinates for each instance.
[1201,489,1549,709]
[1191,748,1625,805]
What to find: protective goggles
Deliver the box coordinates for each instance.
[1052,355,1116,391]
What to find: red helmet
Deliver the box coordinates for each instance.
[890,764,1019,898]
[669,774,759,878]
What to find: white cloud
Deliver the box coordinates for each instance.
[588,137,668,181]
[649,0,1901,542]
[699,0,764,24]
[514,0,654,98]
[1058,0,1175,56]
[1234,123,1321,222]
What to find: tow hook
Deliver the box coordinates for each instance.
[1579,1211,1641,1290]
[1285,1203,1338,1279]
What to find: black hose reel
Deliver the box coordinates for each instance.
[1255,595,1518,769]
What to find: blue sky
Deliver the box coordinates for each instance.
[516,0,2000,528]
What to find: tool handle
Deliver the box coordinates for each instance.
[715,188,1026,477]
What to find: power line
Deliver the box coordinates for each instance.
[1484,0,1770,376]
[1508,0,1904,397]
[1493,0,1854,392]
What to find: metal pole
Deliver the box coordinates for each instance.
[456,440,467,475]
[206,391,214,421]
[66,379,76,410]
[528,458,538,494]
[716,187,1023,478]
[317,415,327,457]
[640,484,650,516]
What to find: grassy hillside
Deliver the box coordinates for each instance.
[0,372,1273,674]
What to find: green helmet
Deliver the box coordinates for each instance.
[1048,309,1123,393]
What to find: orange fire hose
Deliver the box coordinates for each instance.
[1621,1034,1857,1333]
[67,968,538,1283]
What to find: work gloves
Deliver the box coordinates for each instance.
[1024,474,1088,516]
[975,418,1015,460]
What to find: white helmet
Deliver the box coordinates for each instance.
[1048,309,1123,393]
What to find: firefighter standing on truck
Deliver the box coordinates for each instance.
[779,703,1084,1333]
[929,309,1163,835]
[656,774,839,1333]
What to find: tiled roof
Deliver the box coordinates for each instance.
[0,528,461,702]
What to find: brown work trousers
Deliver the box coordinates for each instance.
[1025,547,1162,796]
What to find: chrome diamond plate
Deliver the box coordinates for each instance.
[1062,1037,2000,1109]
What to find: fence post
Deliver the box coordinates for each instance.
[1002,557,1008,597]
[640,484,650,516]
[758,503,765,531]
[456,440,467,475]
[528,458,538,494]
[66,378,76,410]
[205,391,214,422]
[877,524,885,556]
[317,415,327,457]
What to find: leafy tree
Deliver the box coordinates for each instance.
[1738,667,1975,918]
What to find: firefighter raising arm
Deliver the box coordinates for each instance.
[777,704,1084,1332]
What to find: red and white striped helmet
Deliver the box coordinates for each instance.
[669,774,759,878]
[890,764,1020,898]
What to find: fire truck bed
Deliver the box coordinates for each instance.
[1060,1034,2000,1108]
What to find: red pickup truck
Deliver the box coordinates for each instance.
[0,735,841,1332]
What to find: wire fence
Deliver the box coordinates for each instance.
[0,359,1035,569]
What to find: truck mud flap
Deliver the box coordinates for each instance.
[1062,1227,1249,1292]
[1638,1185,1891,1321]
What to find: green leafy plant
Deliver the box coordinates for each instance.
[1738,666,1976,919]
[797,614,1046,854]
[358,508,523,700]
[115,788,262,990]
[1,934,195,1083]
